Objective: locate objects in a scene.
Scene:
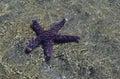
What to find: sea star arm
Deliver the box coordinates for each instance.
[25,37,41,53]
[49,18,67,33]
[31,20,44,35]
[42,40,53,62]
[54,35,80,43]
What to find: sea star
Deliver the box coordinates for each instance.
[25,18,80,62]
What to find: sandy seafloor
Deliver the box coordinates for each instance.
[0,0,120,79]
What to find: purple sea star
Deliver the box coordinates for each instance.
[25,18,80,62]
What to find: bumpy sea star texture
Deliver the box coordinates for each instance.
[25,18,80,61]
